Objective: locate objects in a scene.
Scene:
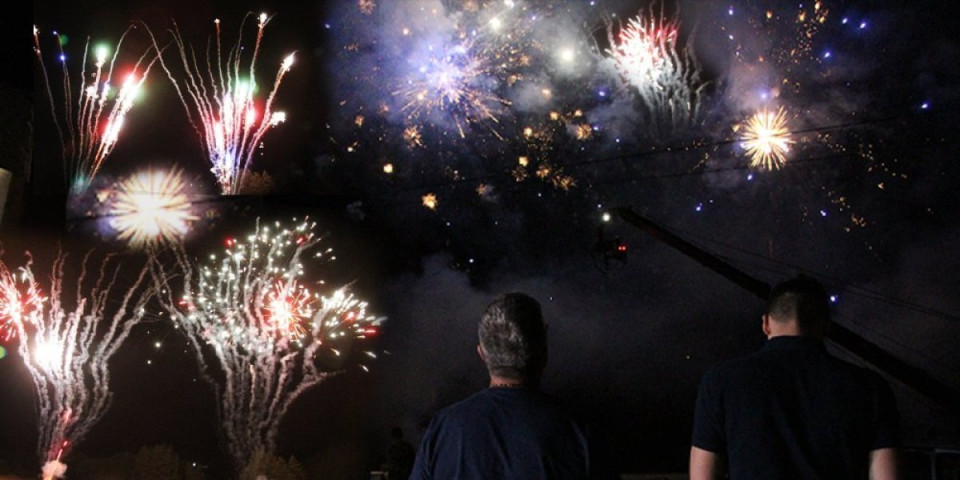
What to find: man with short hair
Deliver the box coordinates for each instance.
[409,292,613,479]
[690,274,902,479]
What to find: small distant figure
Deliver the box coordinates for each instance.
[384,426,415,480]
[690,274,902,479]
[409,292,615,479]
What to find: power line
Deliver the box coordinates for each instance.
[362,106,960,206]
[672,223,960,323]
[634,219,960,381]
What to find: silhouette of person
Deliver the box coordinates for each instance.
[385,426,415,480]
[409,292,615,479]
[690,275,901,479]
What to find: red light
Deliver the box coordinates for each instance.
[617,245,627,252]
[225,238,236,247]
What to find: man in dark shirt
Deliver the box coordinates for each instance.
[409,292,612,480]
[690,274,901,480]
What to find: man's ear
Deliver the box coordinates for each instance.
[762,314,771,338]
[477,344,485,361]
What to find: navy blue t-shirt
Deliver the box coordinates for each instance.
[410,387,609,480]
[692,336,901,479]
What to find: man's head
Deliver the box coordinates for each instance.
[764,274,831,339]
[478,292,548,383]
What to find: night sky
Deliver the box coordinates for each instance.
[3,0,960,477]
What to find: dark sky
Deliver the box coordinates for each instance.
[3,0,960,477]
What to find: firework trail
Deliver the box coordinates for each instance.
[737,106,794,170]
[101,167,199,250]
[603,3,706,136]
[0,250,154,476]
[150,13,295,195]
[32,25,162,193]
[150,218,383,468]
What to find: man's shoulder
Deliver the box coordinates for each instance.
[434,388,577,424]
[701,343,891,390]
[428,389,493,423]
[703,350,766,378]
[824,353,892,386]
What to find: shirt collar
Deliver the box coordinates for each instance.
[762,335,827,351]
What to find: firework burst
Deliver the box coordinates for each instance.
[33,25,161,193]
[264,279,313,340]
[150,218,383,469]
[103,168,199,249]
[151,13,295,194]
[738,106,794,170]
[394,35,511,139]
[604,3,706,135]
[0,251,154,476]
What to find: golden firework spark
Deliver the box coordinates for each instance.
[404,125,423,147]
[357,0,376,15]
[738,107,794,170]
[421,193,438,210]
[575,123,593,140]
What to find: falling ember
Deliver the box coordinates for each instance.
[151,218,384,468]
[512,166,529,182]
[739,106,794,170]
[551,174,576,191]
[476,183,493,197]
[403,126,423,147]
[575,124,593,140]
[152,13,296,194]
[422,193,438,210]
[358,0,376,15]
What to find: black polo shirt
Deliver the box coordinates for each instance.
[692,336,901,479]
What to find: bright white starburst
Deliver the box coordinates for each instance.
[106,168,198,249]
[739,106,794,170]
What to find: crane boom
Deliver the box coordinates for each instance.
[609,206,959,408]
